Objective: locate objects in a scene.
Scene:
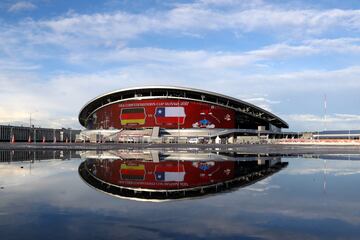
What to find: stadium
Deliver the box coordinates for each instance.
[78,86,290,143]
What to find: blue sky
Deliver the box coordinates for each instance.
[0,0,360,131]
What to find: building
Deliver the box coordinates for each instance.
[0,125,79,143]
[312,130,360,140]
[78,86,290,143]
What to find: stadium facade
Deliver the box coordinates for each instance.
[78,86,290,143]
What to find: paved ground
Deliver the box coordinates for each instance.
[1,142,360,154]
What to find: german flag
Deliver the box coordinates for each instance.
[120,108,146,126]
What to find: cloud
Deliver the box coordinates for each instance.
[209,38,360,69]
[1,2,360,71]
[199,0,265,8]
[160,1,360,37]
[2,2,360,51]
[1,61,359,130]
[43,38,360,68]
[0,69,136,129]
[287,113,360,123]
[8,1,36,12]
[0,1,360,131]
[0,59,40,71]
[305,38,360,53]
[240,96,280,112]
[238,65,360,93]
[285,113,360,131]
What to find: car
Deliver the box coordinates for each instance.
[188,138,199,144]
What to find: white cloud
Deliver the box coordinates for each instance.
[1,61,359,130]
[287,113,360,123]
[45,38,360,68]
[0,1,360,131]
[305,38,360,53]
[8,1,36,12]
[0,69,138,129]
[286,113,360,131]
[160,2,360,36]
[238,65,360,93]
[244,98,280,112]
[1,2,360,72]
[2,2,360,52]
[199,0,265,8]
[0,59,40,71]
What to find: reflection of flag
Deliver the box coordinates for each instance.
[155,107,185,124]
[120,108,146,125]
[155,164,185,181]
[193,161,215,171]
[224,114,231,121]
[120,164,145,180]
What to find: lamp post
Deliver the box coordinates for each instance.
[10,127,13,143]
[178,98,180,144]
[29,111,38,143]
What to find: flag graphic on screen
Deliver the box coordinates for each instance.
[120,163,145,180]
[120,108,146,126]
[155,164,185,181]
[154,107,186,124]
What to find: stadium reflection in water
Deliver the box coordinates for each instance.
[2,150,360,239]
[78,151,288,201]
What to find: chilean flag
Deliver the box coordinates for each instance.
[155,107,186,124]
[155,164,185,181]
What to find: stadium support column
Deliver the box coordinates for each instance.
[228,134,235,144]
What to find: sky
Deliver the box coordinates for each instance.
[0,0,360,131]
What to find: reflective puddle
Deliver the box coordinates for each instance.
[1,149,360,239]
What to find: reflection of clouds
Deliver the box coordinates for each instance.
[243,177,281,193]
[0,159,81,188]
[286,168,360,176]
[245,185,281,192]
[284,159,360,176]
[1,157,360,239]
[234,158,360,226]
[335,171,360,176]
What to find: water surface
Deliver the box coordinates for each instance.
[1,150,360,239]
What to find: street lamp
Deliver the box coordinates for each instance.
[29,111,38,143]
[10,127,13,143]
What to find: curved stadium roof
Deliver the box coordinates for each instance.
[78,86,288,128]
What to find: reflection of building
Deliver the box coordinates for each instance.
[78,86,291,143]
[304,154,360,161]
[79,150,288,201]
